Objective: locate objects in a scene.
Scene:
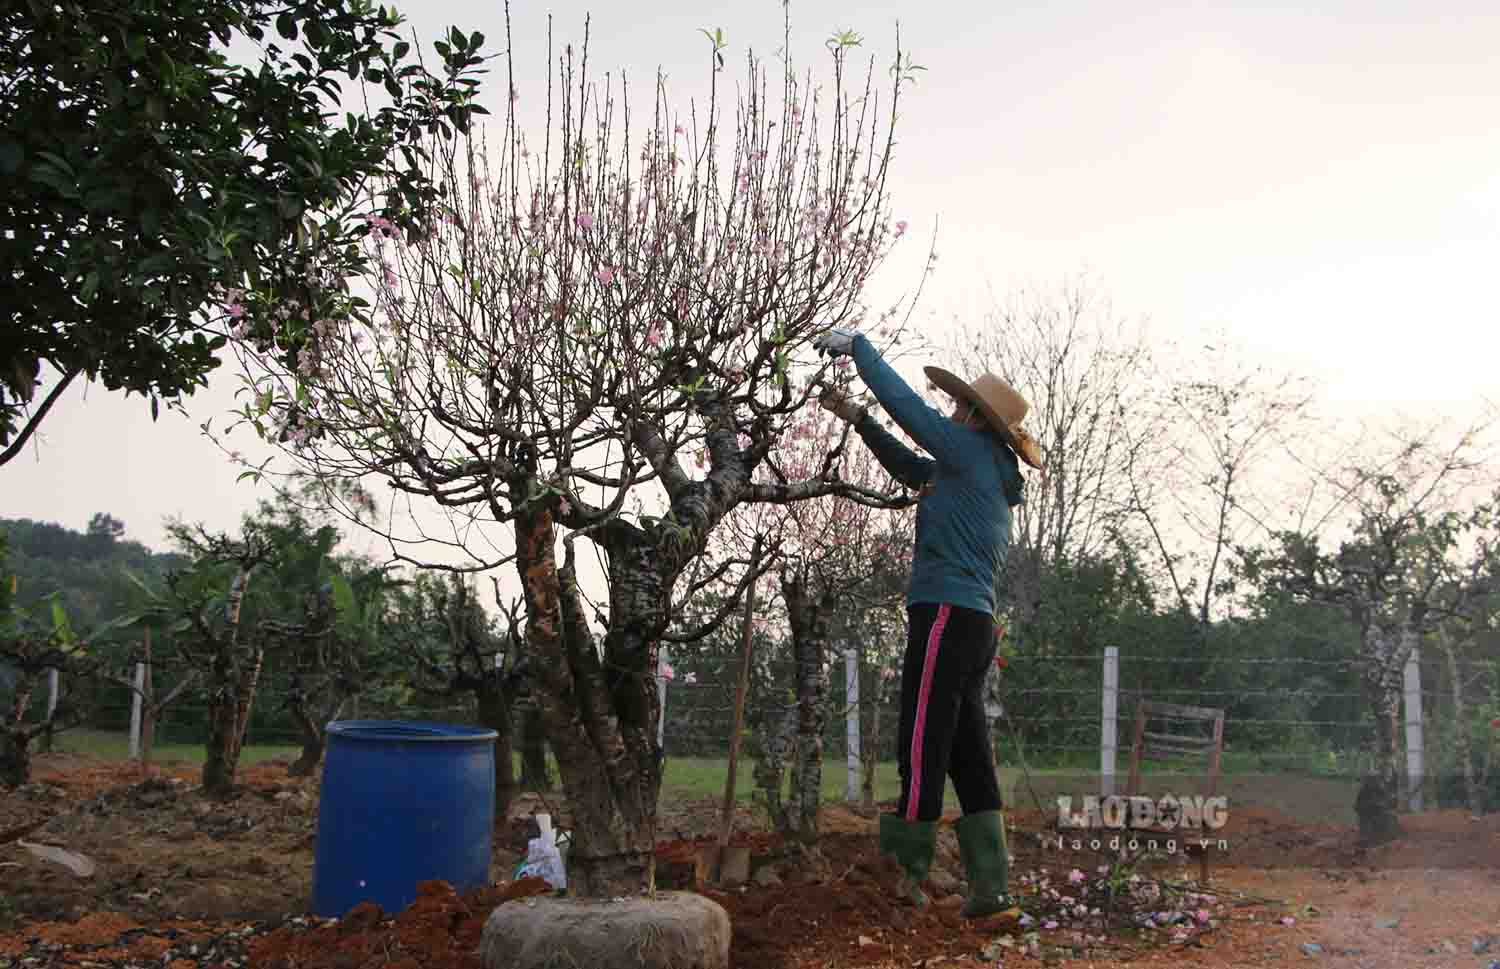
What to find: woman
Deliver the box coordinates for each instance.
[812,326,1043,918]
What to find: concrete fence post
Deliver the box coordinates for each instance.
[1403,647,1424,812]
[1101,647,1119,797]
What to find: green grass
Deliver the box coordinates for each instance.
[662,754,940,805]
[47,729,1359,824]
[50,729,962,804]
[50,727,303,766]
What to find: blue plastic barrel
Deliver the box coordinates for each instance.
[312,720,497,917]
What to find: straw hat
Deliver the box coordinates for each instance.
[924,366,1045,470]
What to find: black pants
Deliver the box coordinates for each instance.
[895,603,1003,822]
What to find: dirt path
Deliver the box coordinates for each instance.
[1198,867,1500,969]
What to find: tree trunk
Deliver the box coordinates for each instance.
[510,504,661,898]
[1,677,35,787]
[289,730,325,777]
[476,682,517,817]
[518,701,552,791]
[0,729,31,788]
[141,705,156,772]
[792,648,829,842]
[140,646,156,771]
[203,566,256,796]
[861,668,881,811]
[755,704,797,833]
[40,669,56,754]
[287,688,343,778]
[1355,626,1407,845]
[203,685,240,796]
[786,731,803,835]
[226,646,263,769]
[783,571,835,845]
[203,651,240,796]
[719,574,757,847]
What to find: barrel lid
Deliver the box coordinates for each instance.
[325,719,499,742]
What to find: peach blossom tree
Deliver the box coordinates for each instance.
[706,401,917,842]
[221,11,927,895]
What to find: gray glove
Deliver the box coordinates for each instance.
[812,326,859,358]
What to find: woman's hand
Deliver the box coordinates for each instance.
[812,326,859,358]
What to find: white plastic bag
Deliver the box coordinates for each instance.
[516,813,567,890]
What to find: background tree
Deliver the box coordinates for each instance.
[123,489,387,793]
[388,572,528,815]
[268,551,396,776]
[1241,423,1497,843]
[1432,614,1500,816]
[1122,345,1319,632]
[0,578,120,785]
[225,11,923,895]
[766,406,914,843]
[0,0,487,464]
[152,525,279,795]
[948,278,1154,628]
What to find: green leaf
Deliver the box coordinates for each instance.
[35,150,74,176]
[276,12,298,41]
[329,573,356,618]
[91,612,148,638]
[51,598,74,643]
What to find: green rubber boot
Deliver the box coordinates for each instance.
[878,813,936,909]
[956,810,1020,920]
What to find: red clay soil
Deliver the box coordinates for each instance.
[248,878,554,969]
[8,754,1500,969]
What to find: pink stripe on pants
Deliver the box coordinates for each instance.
[905,604,952,821]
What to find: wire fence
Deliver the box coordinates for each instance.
[36,645,1500,819]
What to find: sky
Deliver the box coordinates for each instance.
[6,0,1499,572]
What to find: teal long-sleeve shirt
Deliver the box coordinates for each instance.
[849,334,1023,617]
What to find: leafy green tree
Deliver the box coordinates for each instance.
[229,488,401,774]
[0,579,130,785]
[384,572,527,814]
[0,0,487,463]
[268,550,396,775]
[121,489,394,792]
[84,513,126,559]
[156,524,280,795]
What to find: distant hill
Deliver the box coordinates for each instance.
[1,513,189,634]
